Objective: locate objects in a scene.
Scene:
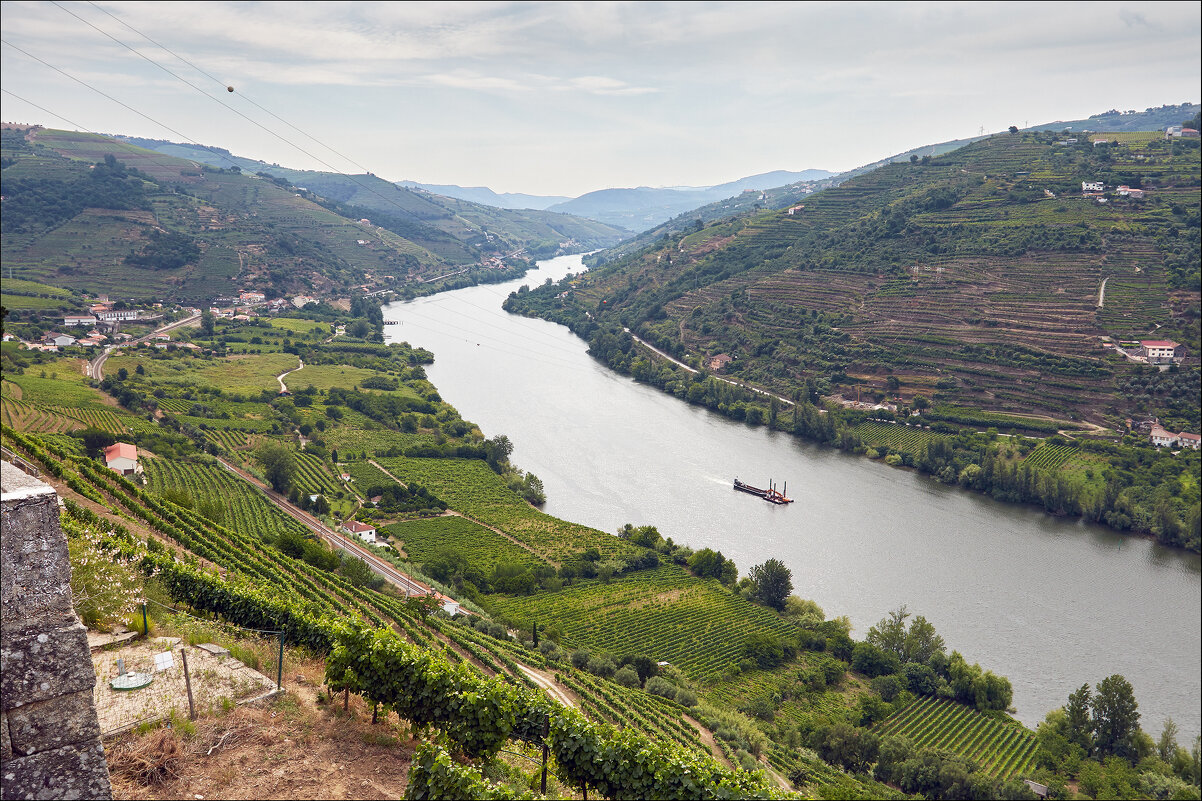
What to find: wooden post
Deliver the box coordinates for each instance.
[180,648,196,721]
[343,688,349,711]
[372,703,378,724]
[540,714,550,795]
[141,603,148,636]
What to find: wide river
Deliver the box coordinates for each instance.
[385,253,1201,738]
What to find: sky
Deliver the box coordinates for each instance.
[1,1,1200,197]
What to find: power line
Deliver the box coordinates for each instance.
[46,1,450,232]
[83,0,376,176]
[0,38,240,168]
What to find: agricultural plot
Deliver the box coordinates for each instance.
[375,457,630,562]
[876,697,1037,780]
[143,458,309,543]
[292,452,341,496]
[852,422,938,453]
[1022,443,1079,471]
[384,516,544,573]
[561,670,707,756]
[0,397,82,434]
[489,565,797,684]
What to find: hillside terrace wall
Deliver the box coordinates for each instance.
[1,460,112,800]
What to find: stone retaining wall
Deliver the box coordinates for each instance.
[2,460,112,800]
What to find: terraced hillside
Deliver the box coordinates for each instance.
[0,127,624,302]
[513,129,1201,425]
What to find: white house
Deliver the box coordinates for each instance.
[239,291,266,304]
[42,332,76,348]
[104,442,141,476]
[1150,426,1179,448]
[96,309,139,322]
[1140,340,1179,363]
[62,315,98,327]
[1081,181,1104,193]
[342,520,377,544]
[1179,432,1201,450]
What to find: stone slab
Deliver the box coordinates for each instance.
[0,740,112,800]
[196,643,229,657]
[6,690,102,756]
[1,469,76,634]
[1,623,96,708]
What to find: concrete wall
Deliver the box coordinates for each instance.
[2,461,112,800]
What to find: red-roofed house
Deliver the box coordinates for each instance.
[104,442,141,475]
[1140,340,1180,363]
[1150,426,1178,448]
[1178,432,1200,450]
[342,520,377,544]
[708,354,733,371]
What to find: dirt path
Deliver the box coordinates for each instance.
[1097,275,1109,308]
[682,714,733,770]
[277,358,304,393]
[517,664,577,709]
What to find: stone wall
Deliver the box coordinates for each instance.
[2,461,112,800]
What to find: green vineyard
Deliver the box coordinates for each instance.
[852,421,939,453]
[876,697,1038,780]
[490,565,798,684]
[385,515,542,573]
[143,458,310,543]
[1022,443,1079,471]
[375,457,634,562]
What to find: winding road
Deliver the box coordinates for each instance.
[276,359,304,393]
[88,311,202,380]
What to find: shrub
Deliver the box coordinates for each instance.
[586,656,616,678]
[570,649,590,669]
[674,687,698,708]
[646,676,677,699]
[614,666,640,688]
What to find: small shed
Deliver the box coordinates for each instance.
[104,443,140,476]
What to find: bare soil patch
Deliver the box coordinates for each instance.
[107,659,416,800]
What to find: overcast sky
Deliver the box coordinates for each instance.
[2,1,1199,196]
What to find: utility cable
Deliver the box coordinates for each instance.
[83,0,375,176]
[1,38,241,168]
[47,1,460,232]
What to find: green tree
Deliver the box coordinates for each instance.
[257,442,296,494]
[748,558,792,611]
[1065,683,1094,752]
[200,309,215,336]
[1092,674,1140,760]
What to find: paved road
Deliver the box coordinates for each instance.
[88,312,201,380]
[622,327,796,406]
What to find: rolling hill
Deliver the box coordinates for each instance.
[1,127,625,303]
[509,128,1202,429]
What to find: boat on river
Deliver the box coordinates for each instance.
[733,478,793,504]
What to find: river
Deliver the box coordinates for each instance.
[384,253,1201,739]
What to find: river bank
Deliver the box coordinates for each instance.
[383,253,1201,739]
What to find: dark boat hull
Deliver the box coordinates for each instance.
[733,479,793,504]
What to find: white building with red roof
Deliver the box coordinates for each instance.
[1178,432,1200,450]
[104,442,141,476]
[342,520,377,544]
[1140,340,1180,363]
